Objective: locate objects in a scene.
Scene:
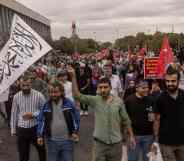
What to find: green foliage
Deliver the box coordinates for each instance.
[51,37,99,54]
[114,32,184,54]
[49,32,184,55]
[100,42,112,49]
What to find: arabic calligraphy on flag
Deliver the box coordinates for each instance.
[0,14,52,94]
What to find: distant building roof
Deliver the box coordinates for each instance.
[0,0,50,26]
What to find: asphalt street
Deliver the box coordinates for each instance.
[0,110,94,161]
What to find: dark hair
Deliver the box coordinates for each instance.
[135,79,148,88]
[98,76,111,86]
[20,73,32,82]
[49,80,64,93]
[166,65,180,80]
[57,70,67,78]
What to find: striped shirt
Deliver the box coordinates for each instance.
[11,89,46,134]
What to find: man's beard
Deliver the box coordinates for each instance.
[51,95,63,103]
[100,92,110,99]
[22,89,31,95]
[51,97,60,103]
[167,85,178,93]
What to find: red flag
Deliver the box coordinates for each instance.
[95,52,103,60]
[95,49,109,60]
[72,52,80,60]
[138,48,146,58]
[101,48,109,57]
[157,35,174,78]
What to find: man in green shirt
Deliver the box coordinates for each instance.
[68,67,135,161]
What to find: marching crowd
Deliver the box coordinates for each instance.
[0,52,184,161]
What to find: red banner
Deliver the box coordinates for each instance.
[157,35,174,78]
[144,57,159,79]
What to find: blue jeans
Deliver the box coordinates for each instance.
[75,109,80,131]
[128,135,153,161]
[46,138,74,161]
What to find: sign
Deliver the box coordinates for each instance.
[144,57,159,79]
[0,14,52,94]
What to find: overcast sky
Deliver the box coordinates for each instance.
[17,0,184,42]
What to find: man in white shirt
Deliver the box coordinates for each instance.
[57,70,73,101]
[103,62,123,98]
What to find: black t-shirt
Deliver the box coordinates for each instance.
[154,90,184,145]
[125,94,154,135]
[123,87,136,101]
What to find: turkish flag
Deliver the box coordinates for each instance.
[157,35,174,78]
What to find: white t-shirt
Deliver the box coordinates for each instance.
[63,81,74,101]
[110,75,123,97]
[179,72,184,90]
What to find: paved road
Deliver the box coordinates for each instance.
[0,110,94,161]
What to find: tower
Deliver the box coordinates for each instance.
[71,21,78,53]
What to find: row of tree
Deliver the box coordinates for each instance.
[49,32,184,55]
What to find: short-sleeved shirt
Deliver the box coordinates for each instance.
[154,90,184,145]
[125,94,154,135]
[110,75,123,97]
[75,94,131,144]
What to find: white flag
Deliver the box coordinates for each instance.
[0,89,9,102]
[0,14,52,94]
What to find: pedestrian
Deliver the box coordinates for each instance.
[68,67,135,161]
[10,74,46,161]
[154,65,184,161]
[78,63,91,116]
[123,80,136,101]
[103,62,123,98]
[37,80,78,161]
[125,79,154,161]
[57,70,80,142]
[5,80,20,127]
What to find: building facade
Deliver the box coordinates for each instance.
[0,0,51,48]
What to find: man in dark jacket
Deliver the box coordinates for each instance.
[37,80,78,161]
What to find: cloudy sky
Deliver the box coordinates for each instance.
[17,0,184,42]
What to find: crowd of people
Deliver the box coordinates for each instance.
[0,51,184,161]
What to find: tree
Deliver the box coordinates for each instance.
[100,42,112,50]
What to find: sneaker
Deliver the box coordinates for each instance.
[73,135,80,143]
[80,111,84,116]
[84,111,88,116]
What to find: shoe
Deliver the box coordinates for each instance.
[80,111,84,116]
[73,135,80,143]
[84,111,88,116]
